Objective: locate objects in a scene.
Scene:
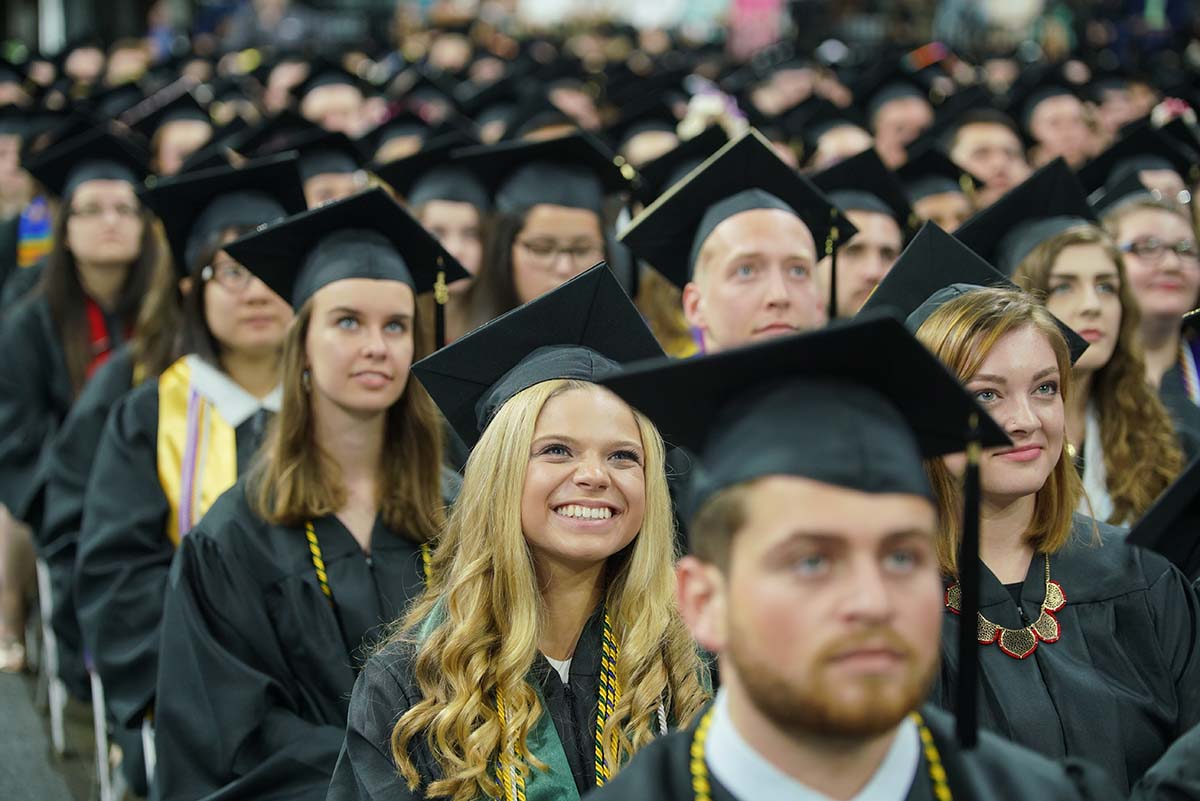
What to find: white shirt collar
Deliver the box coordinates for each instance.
[704,690,920,801]
[185,354,282,428]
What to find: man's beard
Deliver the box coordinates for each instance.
[727,624,937,740]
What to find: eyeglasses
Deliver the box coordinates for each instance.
[517,238,604,269]
[1118,237,1200,265]
[68,203,140,221]
[202,261,253,291]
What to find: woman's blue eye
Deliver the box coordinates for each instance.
[385,320,406,333]
[884,549,918,572]
[792,554,829,577]
[735,264,756,278]
[1036,381,1059,396]
[1049,283,1072,295]
[1097,281,1118,294]
[789,264,810,279]
[337,316,358,329]
[611,450,641,464]
[541,444,570,457]
[975,389,998,403]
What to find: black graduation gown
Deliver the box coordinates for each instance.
[585,703,1120,801]
[37,344,135,700]
[0,293,76,524]
[74,376,272,729]
[934,514,1200,794]
[153,483,429,801]
[0,213,17,305]
[0,258,45,310]
[1159,363,1200,459]
[327,607,609,801]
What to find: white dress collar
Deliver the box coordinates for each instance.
[704,689,920,801]
[185,354,282,429]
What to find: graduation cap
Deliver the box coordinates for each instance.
[0,106,28,138]
[855,64,933,127]
[1005,69,1081,133]
[501,92,579,141]
[176,142,236,175]
[620,129,852,294]
[606,96,680,152]
[633,124,729,206]
[141,152,307,276]
[453,132,634,215]
[85,82,146,118]
[411,263,663,448]
[231,110,321,157]
[811,148,918,233]
[224,187,469,347]
[290,61,374,103]
[897,146,981,204]
[954,159,1098,276]
[780,97,869,158]
[1077,125,1200,195]
[1088,171,1180,218]
[357,111,433,161]
[126,91,212,140]
[373,136,489,211]
[1127,454,1200,581]
[288,129,365,182]
[861,222,1090,364]
[599,310,1007,748]
[0,56,28,87]
[24,126,150,199]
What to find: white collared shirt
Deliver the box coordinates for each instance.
[704,690,920,801]
[186,355,282,428]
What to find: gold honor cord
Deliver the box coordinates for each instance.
[306,521,433,606]
[688,708,953,801]
[498,612,621,801]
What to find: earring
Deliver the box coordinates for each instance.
[301,369,311,392]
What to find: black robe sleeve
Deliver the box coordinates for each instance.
[0,213,17,306]
[327,645,425,801]
[0,295,70,523]
[74,379,172,728]
[154,491,348,801]
[38,346,134,701]
[1159,365,1200,459]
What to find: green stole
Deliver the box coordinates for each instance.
[416,603,589,801]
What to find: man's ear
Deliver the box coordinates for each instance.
[682,279,707,333]
[676,555,727,655]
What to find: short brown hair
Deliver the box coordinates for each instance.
[689,481,756,568]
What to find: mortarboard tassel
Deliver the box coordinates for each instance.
[956,412,982,749]
[826,211,840,321]
[434,260,448,351]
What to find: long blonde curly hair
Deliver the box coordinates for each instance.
[384,379,710,801]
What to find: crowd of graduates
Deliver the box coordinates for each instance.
[1,6,1200,801]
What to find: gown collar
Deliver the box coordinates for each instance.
[185,353,282,428]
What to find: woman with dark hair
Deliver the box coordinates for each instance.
[73,154,306,734]
[374,138,491,348]
[151,188,467,801]
[453,134,633,326]
[0,127,163,671]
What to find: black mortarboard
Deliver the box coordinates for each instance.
[358,111,433,160]
[289,129,365,182]
[0,106,28,138]
[1077,125,1200,195]
[291,62,373,102]
[411,263,663,448]
[231,110,321,157]
[633,124,729,206]
[24,126,150,199]
[619,129,853,290]
[373,136,489,211]
[225,187,469,313]
[127,92,212,139]
[1005,70,1081,133]
[0,56,28,87]
[607,97,680,151]
[85,82,146,118]
[1159,119,1200,170]
[780,97,869,157]
[1088,171,1177,217]
[1127,454,1200,581]
[599,312,1008,511]
[861,222,1090,364]
[897,146,981,203]
[812,148,917,233]
[141,152,307,276]
[500,93,579,141]
[176,142,236,176]
[453,132,634,215]
[855,65,933,126]
[954,159,1098,275]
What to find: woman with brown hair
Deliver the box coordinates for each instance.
[916,286,1200,794]
[150,188,468,801]
[865,226,1200,794]
[1013,222,1186,524]
[73,154,306,739]
[327,265,710,801]
[0,126,163,671]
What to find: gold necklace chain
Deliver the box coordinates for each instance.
[497,611,621,801]
[689,707,952,801]
[945,554,1066,660]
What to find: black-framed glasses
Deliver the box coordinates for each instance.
[517,238,604,269]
